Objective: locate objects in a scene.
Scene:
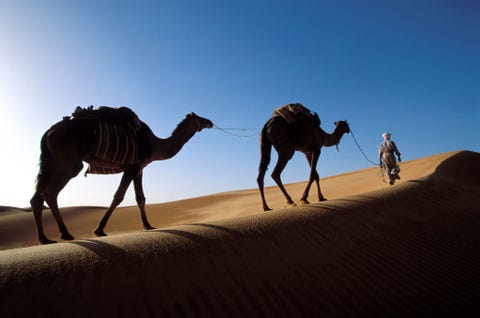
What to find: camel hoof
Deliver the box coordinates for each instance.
[61,233,74,241]
[263,206,272,212]
[144,226,156,231]
[300,199,310,205]
[319,197,327,202]
[285,203,297,208]
[93,229,107,237]
[40,238,56,245]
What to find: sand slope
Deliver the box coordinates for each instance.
[0,151,458,250]
[0,151,479,317]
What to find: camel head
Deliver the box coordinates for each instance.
[186,112,213,132]
[334,120,350,135]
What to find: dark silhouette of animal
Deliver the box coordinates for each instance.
[257,104,350,211]
[30,106,213,244]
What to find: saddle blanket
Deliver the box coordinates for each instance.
[86,121,140,175]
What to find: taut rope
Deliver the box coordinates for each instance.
[213,124,260,139]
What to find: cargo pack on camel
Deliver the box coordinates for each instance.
[71,106,143,174]
[272,103,321,126]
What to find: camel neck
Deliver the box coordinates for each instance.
[322,128,341,147]
[150,120,196,160]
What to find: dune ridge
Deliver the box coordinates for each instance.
[0,151,479,317]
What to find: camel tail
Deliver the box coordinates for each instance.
[34,132,53,191]
[258,124,272,173]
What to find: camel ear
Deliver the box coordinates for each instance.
[334,121,338,126]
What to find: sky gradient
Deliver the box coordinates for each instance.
[1,0,478,208]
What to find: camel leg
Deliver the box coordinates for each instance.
[300,152,314,204]
[314,171,326,201]
[301,152,325,204]
[30,191,53,244]
[257,157,272,211]
[257,171,271,211]
[32,165,81,244]
[44,196,73,242]
[30,149,82,244]
[257,128,273,211]
[133,172,155,230]
[271,152,295,207]
[42,167,82,242]
[94,169,137,237]
[300,151,319,204]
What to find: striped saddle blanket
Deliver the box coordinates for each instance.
[86,121,140,175]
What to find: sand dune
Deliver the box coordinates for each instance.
[0,151,457,250]
[0,150,479,317]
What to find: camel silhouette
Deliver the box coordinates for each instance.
[257,104,350,211]
[30,106,212,244]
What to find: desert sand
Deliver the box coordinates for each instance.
[0,150,479,317]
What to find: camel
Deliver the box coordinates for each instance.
[30,106,213,244]
[257,107,350,211]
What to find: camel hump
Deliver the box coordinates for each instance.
[272,103,320,125]
[72,105,141,127]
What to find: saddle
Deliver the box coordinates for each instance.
[72,105,142,128]
[272,103,320,126]
[72,106,143,175]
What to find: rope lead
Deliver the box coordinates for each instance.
[350,130,379,166]
[213,124,260,139]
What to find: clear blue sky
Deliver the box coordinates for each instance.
[1,0,478,208]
